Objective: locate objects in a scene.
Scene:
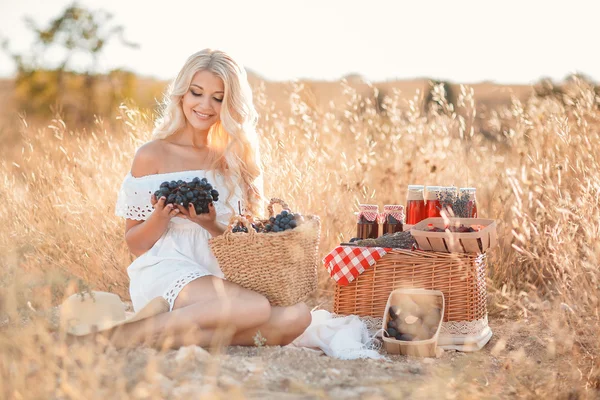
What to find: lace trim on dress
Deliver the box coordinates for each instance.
[163,271,209,311]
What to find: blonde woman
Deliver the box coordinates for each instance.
[112,49,311,348]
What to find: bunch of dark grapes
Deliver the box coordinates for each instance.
[232,225,262,233]
[153,177,219,214]
[263,210,302,233]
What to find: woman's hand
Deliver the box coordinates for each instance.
[176,202,218,230]
[150,194,180,220]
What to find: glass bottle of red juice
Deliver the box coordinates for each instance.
[440,186,457,217]
[459,187,478,218]
[406,185,426,225]
[425,186,442,218]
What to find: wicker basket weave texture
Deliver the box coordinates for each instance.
[209,199,321,307]
[333,249,487,322]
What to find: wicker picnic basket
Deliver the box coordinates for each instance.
[333,249,488,323]
[209,198,321,306]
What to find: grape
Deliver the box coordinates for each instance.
[154,177,220,215]
[269,210,305,232]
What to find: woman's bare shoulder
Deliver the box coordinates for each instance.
[130,140,166,178]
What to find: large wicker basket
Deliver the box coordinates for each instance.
[333,249,487,323]
[209,199,321,306]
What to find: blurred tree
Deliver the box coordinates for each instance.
[2,2,138,122]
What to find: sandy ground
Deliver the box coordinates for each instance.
[81,314,569,400]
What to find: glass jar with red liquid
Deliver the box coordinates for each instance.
[381,205,404,234]
[459,187,478,217]
[440,186,457,216]
[406,185,426,225]
[425,186,442,218]
[356,204,379,239]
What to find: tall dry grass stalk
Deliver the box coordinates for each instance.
[0,78,599,398]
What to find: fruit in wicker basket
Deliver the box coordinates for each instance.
[384,296,443,342]
[153,177,219,214]
[421,223,480,233]
[264,210,304,233]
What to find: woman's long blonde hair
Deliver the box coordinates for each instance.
[153,49,264,216]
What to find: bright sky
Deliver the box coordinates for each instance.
[0,0,598,84]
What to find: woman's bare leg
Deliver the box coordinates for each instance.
[165,302,313,348]
[230,303,312,346]
[98,276,271,348]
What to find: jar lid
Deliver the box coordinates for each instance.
[383,205,404,211]
[425,186,442,191]
[459,187,476,192]
[357,204,379,222]
[358,204,379,211]
[407,185,424,191]
[381,205,405,223]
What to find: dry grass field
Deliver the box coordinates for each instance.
[0,75,598,399]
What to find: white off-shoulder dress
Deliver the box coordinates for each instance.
[115,170,243,312]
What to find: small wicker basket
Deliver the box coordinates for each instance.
[209,198,321,306]
[410,217,497,254]
[382,289,445,357]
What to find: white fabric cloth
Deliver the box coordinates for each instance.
[290,310,386,360]
[115,169,244,312]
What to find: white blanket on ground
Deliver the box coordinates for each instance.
[290,310,386,360]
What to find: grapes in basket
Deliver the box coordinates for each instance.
[422,223,481,233]
[384,296,442,342]
[230,209,305,234]
[153,177,219,214]
[264,210,305,233]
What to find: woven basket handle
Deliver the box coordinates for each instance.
[224,215,257,238]
[267,198,291,218]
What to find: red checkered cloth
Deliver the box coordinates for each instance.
[323,246,391,286]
